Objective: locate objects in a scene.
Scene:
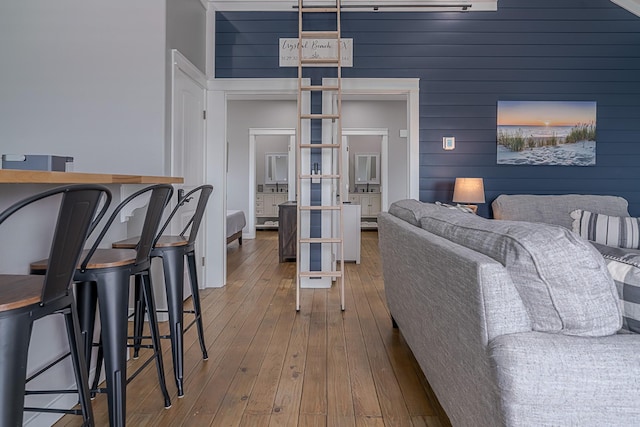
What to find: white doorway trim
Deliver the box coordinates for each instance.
[342,128,389,211]
[205,77,419,288]
[170,49,207,290]
[206,78,306,288]
[248,127,296,239]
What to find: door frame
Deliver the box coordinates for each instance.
[170,49,207,289]
[206,77,419,288]
[171,49,207,175]
[248,127,296,239]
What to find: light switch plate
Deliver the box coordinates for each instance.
[443,136,455,150]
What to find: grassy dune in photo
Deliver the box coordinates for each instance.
[565,121,596,144]
[498,122,596,152]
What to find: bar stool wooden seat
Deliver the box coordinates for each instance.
[112,184,213,397]
[30,184,173,427]
[0,184,110,426]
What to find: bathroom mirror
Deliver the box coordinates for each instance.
[354,153,380,184]
[265,153,288,184]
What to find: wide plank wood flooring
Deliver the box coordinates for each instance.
[55,230,443,427]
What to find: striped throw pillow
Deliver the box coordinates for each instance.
[571,209,640,249]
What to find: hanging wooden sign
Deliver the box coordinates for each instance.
[279,38,353,67]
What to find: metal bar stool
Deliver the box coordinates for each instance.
[0,184,111,426]
[112,184,213,397]
[31,184,173,427]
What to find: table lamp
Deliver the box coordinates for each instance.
[452,177,485,213]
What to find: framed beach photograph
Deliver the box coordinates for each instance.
[497,101,597,166]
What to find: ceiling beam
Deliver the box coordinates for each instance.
[209,0,497,12]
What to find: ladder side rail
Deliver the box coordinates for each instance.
[296,0,346,311]
[296,0,304,311]
[336,0,345,310]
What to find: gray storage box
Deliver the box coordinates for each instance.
[2,154,74,172]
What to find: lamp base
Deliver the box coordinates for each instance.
[458,204,478,214]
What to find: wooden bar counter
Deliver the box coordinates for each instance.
[0,169,183,184]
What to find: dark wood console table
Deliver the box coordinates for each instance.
[278,201,297,262]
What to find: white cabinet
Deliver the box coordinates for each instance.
[256,193,287,218]
[354,153,380,185]
[360,193,381,217]
[348,193,381,218]
[339,204,360,263]
[265,153,288,184]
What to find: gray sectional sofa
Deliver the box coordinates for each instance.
[378,196,640,427]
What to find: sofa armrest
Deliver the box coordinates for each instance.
[490,331,640,426]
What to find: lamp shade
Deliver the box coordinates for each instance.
[452,177,485,204]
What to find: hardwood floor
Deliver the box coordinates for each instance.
[55,230,444,427]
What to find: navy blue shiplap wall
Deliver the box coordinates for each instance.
[216,0,640,217]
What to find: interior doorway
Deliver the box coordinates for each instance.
[206,77,419,287]
[248,128,296,239]
[342,129,389,229]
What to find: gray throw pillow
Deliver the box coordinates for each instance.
[571,209,640,249]
[420,209,622,337]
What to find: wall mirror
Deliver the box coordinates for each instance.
[265,152,288,184]
[354,153,380,184]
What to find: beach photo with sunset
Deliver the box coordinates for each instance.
[497,100,597,166]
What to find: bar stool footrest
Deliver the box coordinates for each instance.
[23,406,84,416]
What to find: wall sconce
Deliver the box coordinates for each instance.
[452,177,485,213]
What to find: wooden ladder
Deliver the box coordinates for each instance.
[296,0,345,311]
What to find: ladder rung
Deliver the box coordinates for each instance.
[300,114,339,120]
[299,143,340,148]
[299,174,340,179]
[300,7,339,13]
[300,85,339,92]
[300,31,339,39]
[300,238,343,244]
[300,58,340,65]
[299,205,341,211]
[299,271,343,278]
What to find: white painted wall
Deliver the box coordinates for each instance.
[226,100,297,215]
[166,0,207,74]
[0,0,166,175]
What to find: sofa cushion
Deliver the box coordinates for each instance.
[492,194,630,229]
[571,209,640,249]
[388,199,475,227]
[387,199,449,226]
[592,243,640,334]
[419,208,622,337]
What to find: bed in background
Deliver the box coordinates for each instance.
[226,210,246,245]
